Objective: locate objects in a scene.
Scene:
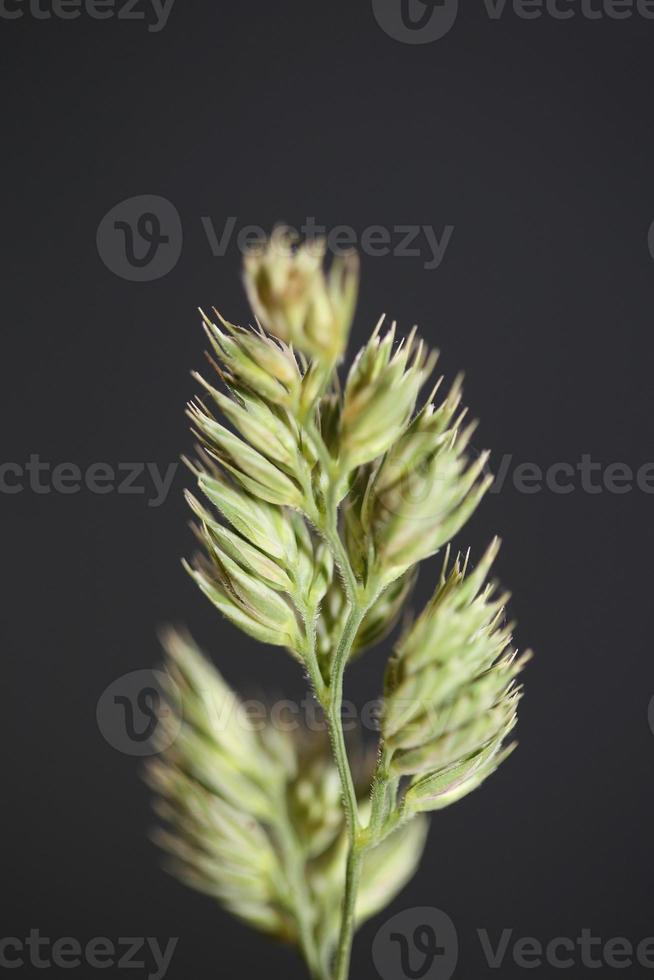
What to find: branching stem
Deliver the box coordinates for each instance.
[326,601,366,840]
[326,596,367,980]
[304,417,384,980]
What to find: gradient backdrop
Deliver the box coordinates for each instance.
[3,2,654,977]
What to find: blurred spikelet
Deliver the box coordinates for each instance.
[147,632,428,966]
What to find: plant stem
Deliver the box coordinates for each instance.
[368,760,391,842]
[327,600,366,980]
[316,503,365,978]
[306,415,382,979]
[298,600,328,701]
[334,842,363,980]
[372,804,409,847]
[327,602,366,838]
[325,518,359,604]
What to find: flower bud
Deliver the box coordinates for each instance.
[339,321,437,470]
[192,373,301,476]
[184,557,302,653]
[191,471,297,563]
[243,229,358,361]
[201,309,302,406]
[188,401,304,508]
[366,380,492,584]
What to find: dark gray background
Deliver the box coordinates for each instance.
[2,1,654,977]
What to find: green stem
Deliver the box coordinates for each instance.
[317,506,366,979]
[334,844,363,980]
[371,744,402,833]
[298,600,327,701]
[368,760,391,842]
[324,516,359,603]
[373,803,411,847]
[326,601,366,980]
[327,602,366,839]
[334,784,410,979]
[304,414,382,980]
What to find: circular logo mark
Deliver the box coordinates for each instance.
[96,195,182,281]
[96,668,181,756]
[373,907,458,980]
[372,0,459,44]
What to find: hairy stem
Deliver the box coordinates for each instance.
[307,413,383,980]
[327,602,366,838]
[334,843,363,980]
[327,599,366,980]
[298,600,328,702]
[321,524,374,980]
[368,755,391,842]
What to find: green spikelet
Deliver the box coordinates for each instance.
[382,540,531,811]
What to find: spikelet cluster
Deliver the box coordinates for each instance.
[243,229,358,360]
[149,230,530,980]
[344,374,493,587]
[382,540,530,813]
[148,632,428,966]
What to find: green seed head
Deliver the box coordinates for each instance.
[243,228,359,362]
